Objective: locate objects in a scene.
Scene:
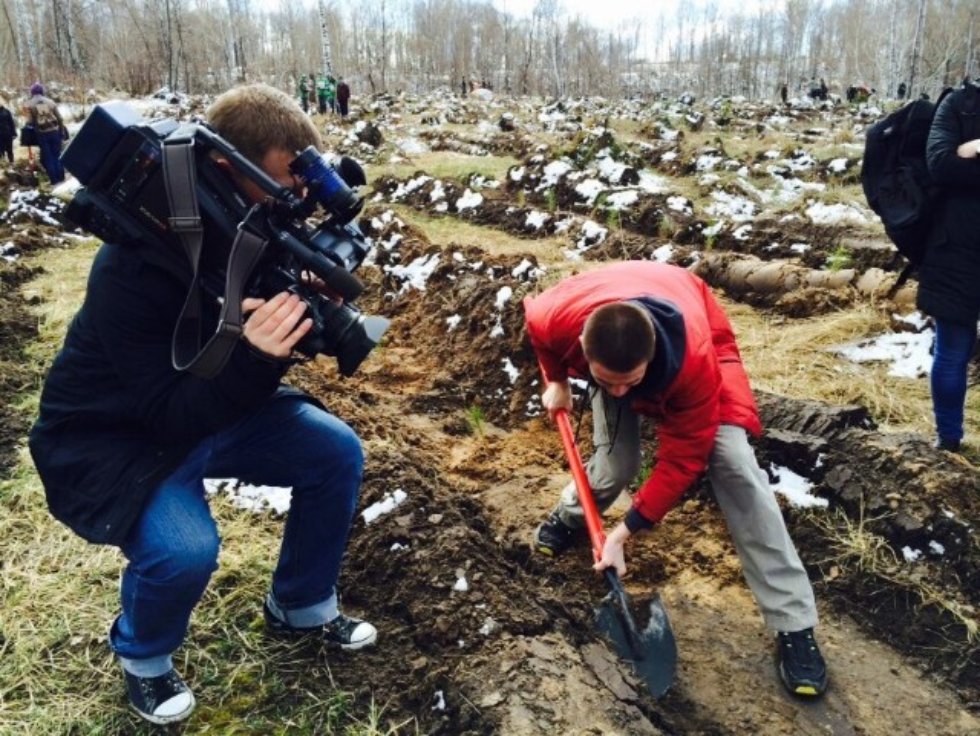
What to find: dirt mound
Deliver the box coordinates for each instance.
[0,256,42,473]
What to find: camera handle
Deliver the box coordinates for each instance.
[163,130,270,378]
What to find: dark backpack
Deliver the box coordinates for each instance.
[861,85,977,287]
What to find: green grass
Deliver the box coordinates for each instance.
[465,404,486,438]
[383,203,570,261]
[370,151,519,185]
[0,241,415,734]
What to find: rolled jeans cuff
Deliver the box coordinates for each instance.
[266,589,339,628]
[118,653,174,678]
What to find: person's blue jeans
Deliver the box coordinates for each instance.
[931,318,977,444]
[110,395,363,677]
[37,129,64,183]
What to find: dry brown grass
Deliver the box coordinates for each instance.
[386,203,574,265]
[810,504,979,642]
[727,299,965,438]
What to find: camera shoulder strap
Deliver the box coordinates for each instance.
[162,129,269,379]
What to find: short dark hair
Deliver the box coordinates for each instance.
[581,302,655,372]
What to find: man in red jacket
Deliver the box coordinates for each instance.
[524,261,828,698]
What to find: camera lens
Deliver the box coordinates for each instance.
[290,146,363,225]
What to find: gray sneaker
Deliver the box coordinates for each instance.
[123,668,195,724]
[263,601,377,650]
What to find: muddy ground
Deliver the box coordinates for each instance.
[4,93,980,735]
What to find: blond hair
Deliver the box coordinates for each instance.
[206,83,321,165]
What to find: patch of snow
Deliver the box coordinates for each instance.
[525,210,550,230]
[539,160,572,188]
[362,488,409,524]
[574,178,605,204]
[204,479,292,514]
[806,201,870,227]
[705,190,756,221]
[637,170,670,193]
[768,465,828,508]
[385,253,441,292]
[667,195,692,214]
[833,329,934,378]
[455,189,483,211]
[502,358,520,384]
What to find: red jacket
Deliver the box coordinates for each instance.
[524,262,761,525]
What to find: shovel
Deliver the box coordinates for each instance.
[547,397,678,698]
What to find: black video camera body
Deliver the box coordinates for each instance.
[61,101,388,377]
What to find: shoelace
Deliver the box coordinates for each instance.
[781,631,820,668]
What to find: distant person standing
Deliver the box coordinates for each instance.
[326,76,337,114]
[779,83,788,105]
[25,82,65,183]
[316,75,329,115]
[336,78,350,117]
[307,74,317,112]
[0,99,16,164]
[461,76,467,96]
[897,81,907,100]
[297,75,310,113]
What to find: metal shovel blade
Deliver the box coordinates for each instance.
[595,586,677,698]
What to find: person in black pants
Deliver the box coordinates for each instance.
[0,100,16,163]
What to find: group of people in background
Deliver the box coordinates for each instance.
[297,73,351,117]
[0,81,66,183]
[778,77,908,105]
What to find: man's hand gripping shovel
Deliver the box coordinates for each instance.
[539,364,677,698]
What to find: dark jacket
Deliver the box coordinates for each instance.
[523,261,761,527]
[29,241,292,545]
[0,106,15,140]
[917,83,980,326]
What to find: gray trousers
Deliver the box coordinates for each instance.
[553,390,818,632]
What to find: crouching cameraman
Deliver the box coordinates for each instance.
[29,84,377,725]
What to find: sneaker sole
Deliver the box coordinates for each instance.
[534,543,557,557]
[130,692,196,725]
[779,662,828,698]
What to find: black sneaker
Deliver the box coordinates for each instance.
[533,510,580,557]
[777,628,828,698]
[263,601,378,650]
[123,668,195,725]
[935,437,962,453]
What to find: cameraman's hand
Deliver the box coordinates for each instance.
[242,292,313,359]
[541,380,573,420]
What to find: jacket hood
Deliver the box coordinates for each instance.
[624,296,686,396]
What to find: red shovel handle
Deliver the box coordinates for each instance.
[538,360,606,562]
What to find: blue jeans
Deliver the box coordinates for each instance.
[110,395,363,676]
[931,319,977,444]
[37,129,64,183]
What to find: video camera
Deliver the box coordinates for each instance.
[60,101,389,377]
